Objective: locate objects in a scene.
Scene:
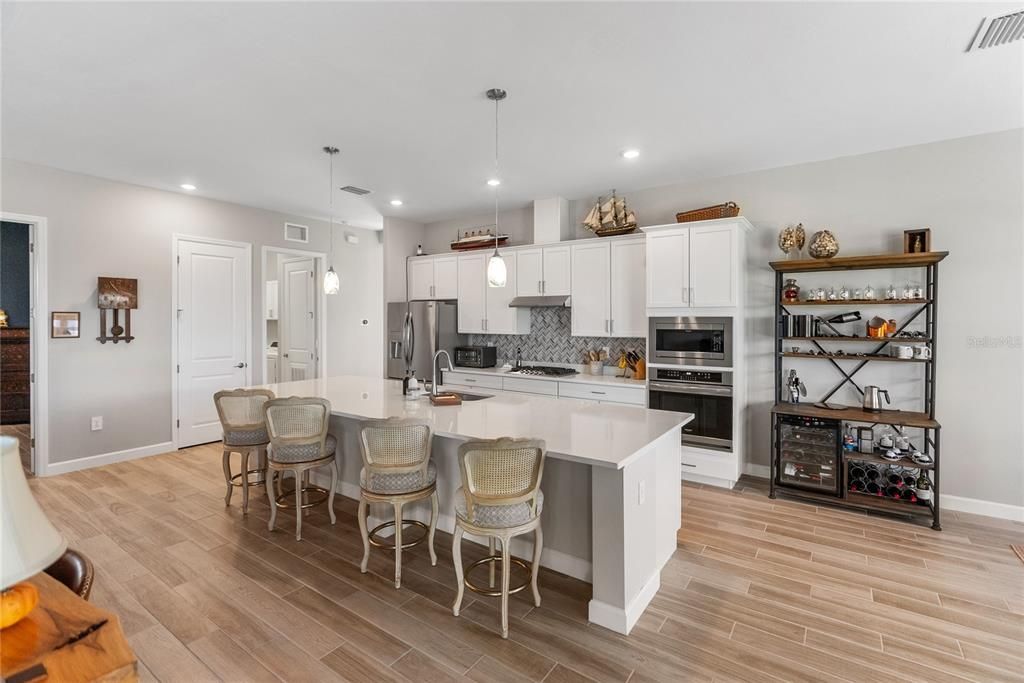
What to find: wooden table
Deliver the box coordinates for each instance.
[1,573,136,682]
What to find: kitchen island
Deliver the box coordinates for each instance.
[255,375,690,635]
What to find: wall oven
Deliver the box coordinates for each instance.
[649,316,732,367]
[647,368,733,451]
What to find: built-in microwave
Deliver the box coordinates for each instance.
[649,317,732,367]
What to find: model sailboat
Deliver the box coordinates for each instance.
[582,190,638,236]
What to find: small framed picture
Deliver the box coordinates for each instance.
[903,228,931,254]
[51,311,80,339]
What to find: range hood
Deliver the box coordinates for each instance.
[508,295,570,308]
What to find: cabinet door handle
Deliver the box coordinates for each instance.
[682,286,688,303]
[538,280,542,294]
[682,462,697,468]
[689,287,694,304]
[609,319,614,334]
[591,390,606,395]
[542,279,546,294]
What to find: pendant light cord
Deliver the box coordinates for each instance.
[329,150,335,263]
[493,94,499,253]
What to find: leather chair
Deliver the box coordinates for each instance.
[44,549,94,600]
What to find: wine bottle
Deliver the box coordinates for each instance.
[915,473,933,503]
[826,311,862,324]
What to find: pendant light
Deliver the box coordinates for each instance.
[322,146,341,295]
[486,88,507,288]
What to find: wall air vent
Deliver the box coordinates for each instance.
[967,10,1024,51]
[339,185,372,196]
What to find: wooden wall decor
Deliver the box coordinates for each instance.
[903,228,932,254]
[96,277,137,344]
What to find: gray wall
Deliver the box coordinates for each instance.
[1,159,382,465]
[412,130,1023,508]
[0,221,31,327]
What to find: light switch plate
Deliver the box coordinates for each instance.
[638,480,646,505]
[91,416,103,431]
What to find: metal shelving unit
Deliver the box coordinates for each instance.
[769,251,948,530]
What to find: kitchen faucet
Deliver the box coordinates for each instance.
[432,349,453,397]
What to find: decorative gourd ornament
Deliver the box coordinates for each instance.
[0,583,39,629]
[808,230,840,259]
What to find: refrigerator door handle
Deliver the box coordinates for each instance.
[402,311,414,368]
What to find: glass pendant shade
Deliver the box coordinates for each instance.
[487,252,507,288]
[323,266,340,295]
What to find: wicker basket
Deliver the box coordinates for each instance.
[675,202,740,223]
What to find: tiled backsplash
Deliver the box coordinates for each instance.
[468,307,646,365]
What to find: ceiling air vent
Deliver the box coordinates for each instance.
[339,185,372,196]
[967,10,1024,51]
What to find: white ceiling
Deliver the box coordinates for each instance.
[2,2,1021,229]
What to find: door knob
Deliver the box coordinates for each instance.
[234,362,245,368]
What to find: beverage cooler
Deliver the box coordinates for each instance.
[775,414,842,496]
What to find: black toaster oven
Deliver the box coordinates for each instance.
[454,346,497,368]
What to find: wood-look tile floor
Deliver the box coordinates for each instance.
[28,443,1024,682]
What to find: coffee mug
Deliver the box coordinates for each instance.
[913,346,932,360]
[890,345,913,359]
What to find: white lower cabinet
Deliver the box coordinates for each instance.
[557,382,645,406]
[443,371,503,390]
[502,376,558,396]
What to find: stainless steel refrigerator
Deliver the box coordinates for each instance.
[386,301,465,381]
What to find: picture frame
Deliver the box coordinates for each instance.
[903,228,931,254]
[51,311,80,339]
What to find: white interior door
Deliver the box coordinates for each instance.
[177,239,250,447]
[281,257,317,382]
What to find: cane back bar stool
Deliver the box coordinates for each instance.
[452,438,546,639]
[357,418,438,589]
[263,397,338,541]
[214,388,275,514]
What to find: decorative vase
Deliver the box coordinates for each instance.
[808,230,839,259]
[792,223,806,257]
[782,279,801,302]
[777,226,796,257]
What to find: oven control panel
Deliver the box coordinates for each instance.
[653,368,731,385]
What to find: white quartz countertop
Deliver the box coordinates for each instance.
[445,365,647,388]
[256,375,689,470]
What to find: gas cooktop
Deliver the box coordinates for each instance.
[510,365,579,377]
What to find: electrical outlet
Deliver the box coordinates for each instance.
[638,480,646,505]
[91,416,103,431]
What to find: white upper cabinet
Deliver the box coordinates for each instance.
[408,258,435,300]
[542,245,572,296]
[516,248,544,297]
[645,229,690,308]
[689,224,736,307]
[571,242,611,336]
[486,252,530,334]
[643,218,749,310]
[457,253,486,333]
[433,256,459,299]
[458,251,530,334]
[609,239,646,337]
[515,245,571,296]
[408,255,458,300]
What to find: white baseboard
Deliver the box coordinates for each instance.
[744,464,770,478]
[588,570,661,635]
[941,494,1024,523]
[682,471,737,489]
[42,441,174,476]
[739,464,1023,523]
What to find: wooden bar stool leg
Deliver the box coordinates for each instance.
[357,498,370,572]
[266,469,278,531]
[240,450,250,514]
[327,461,338,525]
[428,490,439,566]
[500,539,511,639]
[222,450,233,505]
[294,468,303,541]
[452,526,465,616]
[393,502,403,589]
[531,526,543,607]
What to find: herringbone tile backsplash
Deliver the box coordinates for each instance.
[468,307,646,365]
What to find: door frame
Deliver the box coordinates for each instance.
[171,234,253,450]
[1,212,48,476]
[260,245,327,385]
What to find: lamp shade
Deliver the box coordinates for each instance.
[1,436,66,589]
[323,266,340,295]
[487,253,507,288]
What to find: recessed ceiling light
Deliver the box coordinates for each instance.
[487,178,501,187]
[390,199,403,206]
[180,183,197,191]
[621,149,640,160]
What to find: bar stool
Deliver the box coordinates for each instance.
[214,388,275,514]
[452,438,545,639]
[263,397,339,541]
[356,418,438,589]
